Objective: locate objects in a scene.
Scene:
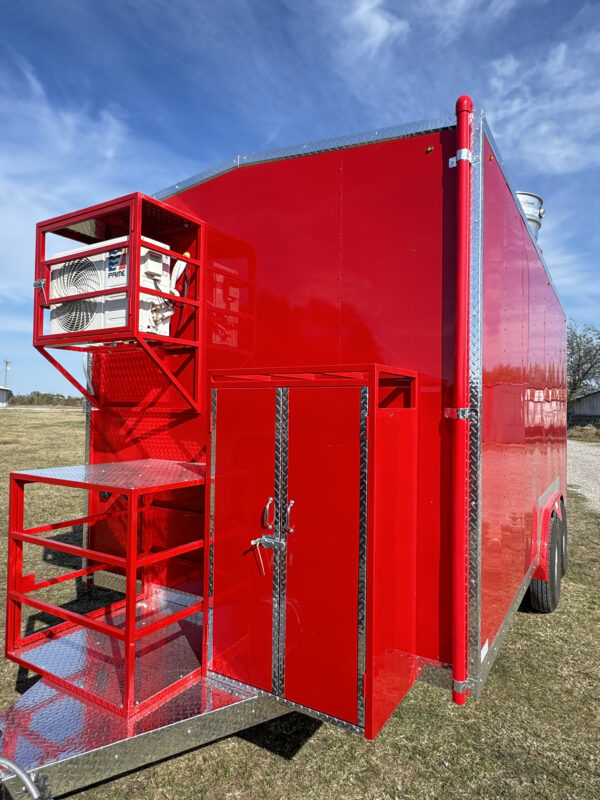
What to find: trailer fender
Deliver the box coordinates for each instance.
[533,490,564,581]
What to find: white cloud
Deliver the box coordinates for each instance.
[485,29,600,175]
[344,0,410,59]
[416,0,519,43]
[0,58,195,305]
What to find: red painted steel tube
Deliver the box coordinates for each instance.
[452,94,473,705]
[42,242,131,268]
[136,538,204,567]
[6,478,24,654]
[25,563,107,593]
[35,347,99,407]
[22,507,130,535]
[124,493,138,713]
[133,600,204,641]
[17,597,129,650]
[9,591,126,641]
[10,531,127,568]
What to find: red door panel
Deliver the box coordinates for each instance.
[285,387,361,723]
[211,387,276,691]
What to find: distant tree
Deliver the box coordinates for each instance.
[567,321,600,401]
[8,391,82,407]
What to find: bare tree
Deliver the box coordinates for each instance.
[567,321,600,401]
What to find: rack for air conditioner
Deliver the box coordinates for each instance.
[33,193,206,412]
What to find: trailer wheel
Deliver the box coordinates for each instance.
[528,512,562,613]
[560,499,568,576]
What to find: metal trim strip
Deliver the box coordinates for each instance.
[3,689,285,799]
[468,561,534,697]
[481,117,565,317]
[416,660,453,690]
[271,387,289,696]
[154,114,457,200]
[207,388,217,666]
[208,671,364,735]
[467,109,484,684]
[271,388,283,693]
[357,386,368,727]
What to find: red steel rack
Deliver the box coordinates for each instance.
[6,459,206,717]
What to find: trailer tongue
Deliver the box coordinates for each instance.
[2,96,566,797]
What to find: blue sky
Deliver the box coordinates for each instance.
[1,0,599,394]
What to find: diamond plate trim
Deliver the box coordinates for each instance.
[271,388,287,696]
[416,660,453,690]
[14,460,206,491]
[154,114,457,200]
[357,387,368,727]
[468,110,484,681]
[208,671,364,735]
[207,388,217,666]
[0,678,285,798]
[276,388,289,696]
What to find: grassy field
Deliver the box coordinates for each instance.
[0,410,598,799]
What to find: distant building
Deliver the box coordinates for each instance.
[0,386,9,409]
[568,389,600,426]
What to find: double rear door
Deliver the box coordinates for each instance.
[209,385,367,725]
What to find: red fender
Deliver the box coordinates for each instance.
[533,491,563,581]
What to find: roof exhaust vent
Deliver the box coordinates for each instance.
[516,191,544,240]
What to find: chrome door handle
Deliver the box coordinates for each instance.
[262,496,274,531]
[286,499,295,534]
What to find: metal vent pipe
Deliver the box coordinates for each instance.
[516,191,544,240]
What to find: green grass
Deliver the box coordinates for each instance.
[0,410,598,799]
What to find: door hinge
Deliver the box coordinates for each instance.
[449,148,474,168]
[444,407,470,420]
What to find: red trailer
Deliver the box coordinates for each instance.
[1,96,566,798]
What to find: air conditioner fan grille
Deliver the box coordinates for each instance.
[52,257,102,332]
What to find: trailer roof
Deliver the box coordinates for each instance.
[154,104,564,317]
[154,112,457,201]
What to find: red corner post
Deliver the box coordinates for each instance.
[452,95,473,705]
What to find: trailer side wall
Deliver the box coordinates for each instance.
[479,137,567,654]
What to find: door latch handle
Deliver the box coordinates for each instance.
[250,538,266,576]
[286,499,295,534]
[262,497,274,531]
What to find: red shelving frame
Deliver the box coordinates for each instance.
[6,459,206,718]
[33,193,205,412]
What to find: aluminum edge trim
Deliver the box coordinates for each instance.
[481,116,565,318]
[153,113,457,200]
[468,562,534,697]
[207,388,217,666]
[357,386,368,728]
[271,388,283,694]
[416,660,453,690]
[468,108,484,683]
[271,387,288,697]
[6,695,285,799]
[208,671,364,735]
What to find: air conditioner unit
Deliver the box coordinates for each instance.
[49,237,172,336]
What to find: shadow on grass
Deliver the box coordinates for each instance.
[237,712,322,759]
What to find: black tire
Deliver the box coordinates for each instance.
[527,512,562,613]
[560,499,568,576]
